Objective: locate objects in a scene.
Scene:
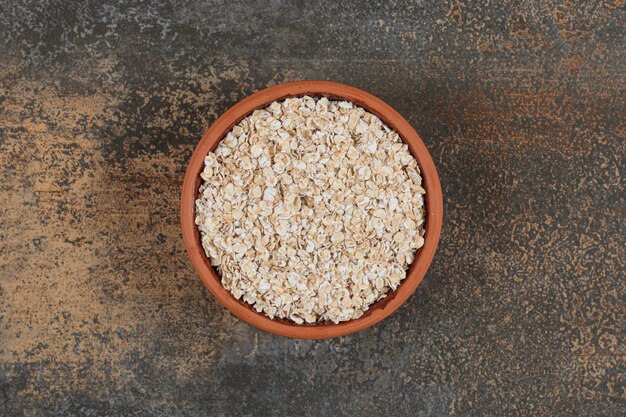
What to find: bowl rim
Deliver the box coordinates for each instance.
[181,80,443,339]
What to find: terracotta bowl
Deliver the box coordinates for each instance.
[181,80,443,339]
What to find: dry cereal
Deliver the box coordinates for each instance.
[195,96,426,324]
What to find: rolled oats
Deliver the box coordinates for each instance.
[195,97,426,324]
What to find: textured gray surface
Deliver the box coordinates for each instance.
[1,1,625,416]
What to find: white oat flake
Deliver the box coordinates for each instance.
[195,96,426,324]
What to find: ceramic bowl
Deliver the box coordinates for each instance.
[181,80,442,339]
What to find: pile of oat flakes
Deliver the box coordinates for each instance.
[195,96,425,324]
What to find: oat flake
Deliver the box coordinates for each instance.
[195,96,426,324]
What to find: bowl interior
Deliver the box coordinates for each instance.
[181,81,442,339]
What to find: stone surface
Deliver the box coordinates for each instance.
[0,1,624,416]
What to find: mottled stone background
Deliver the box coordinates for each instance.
[0,1,624,416]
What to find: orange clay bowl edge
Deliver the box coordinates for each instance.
[181,80,443,339]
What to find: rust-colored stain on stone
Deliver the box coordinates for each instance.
[0,1,624,416]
